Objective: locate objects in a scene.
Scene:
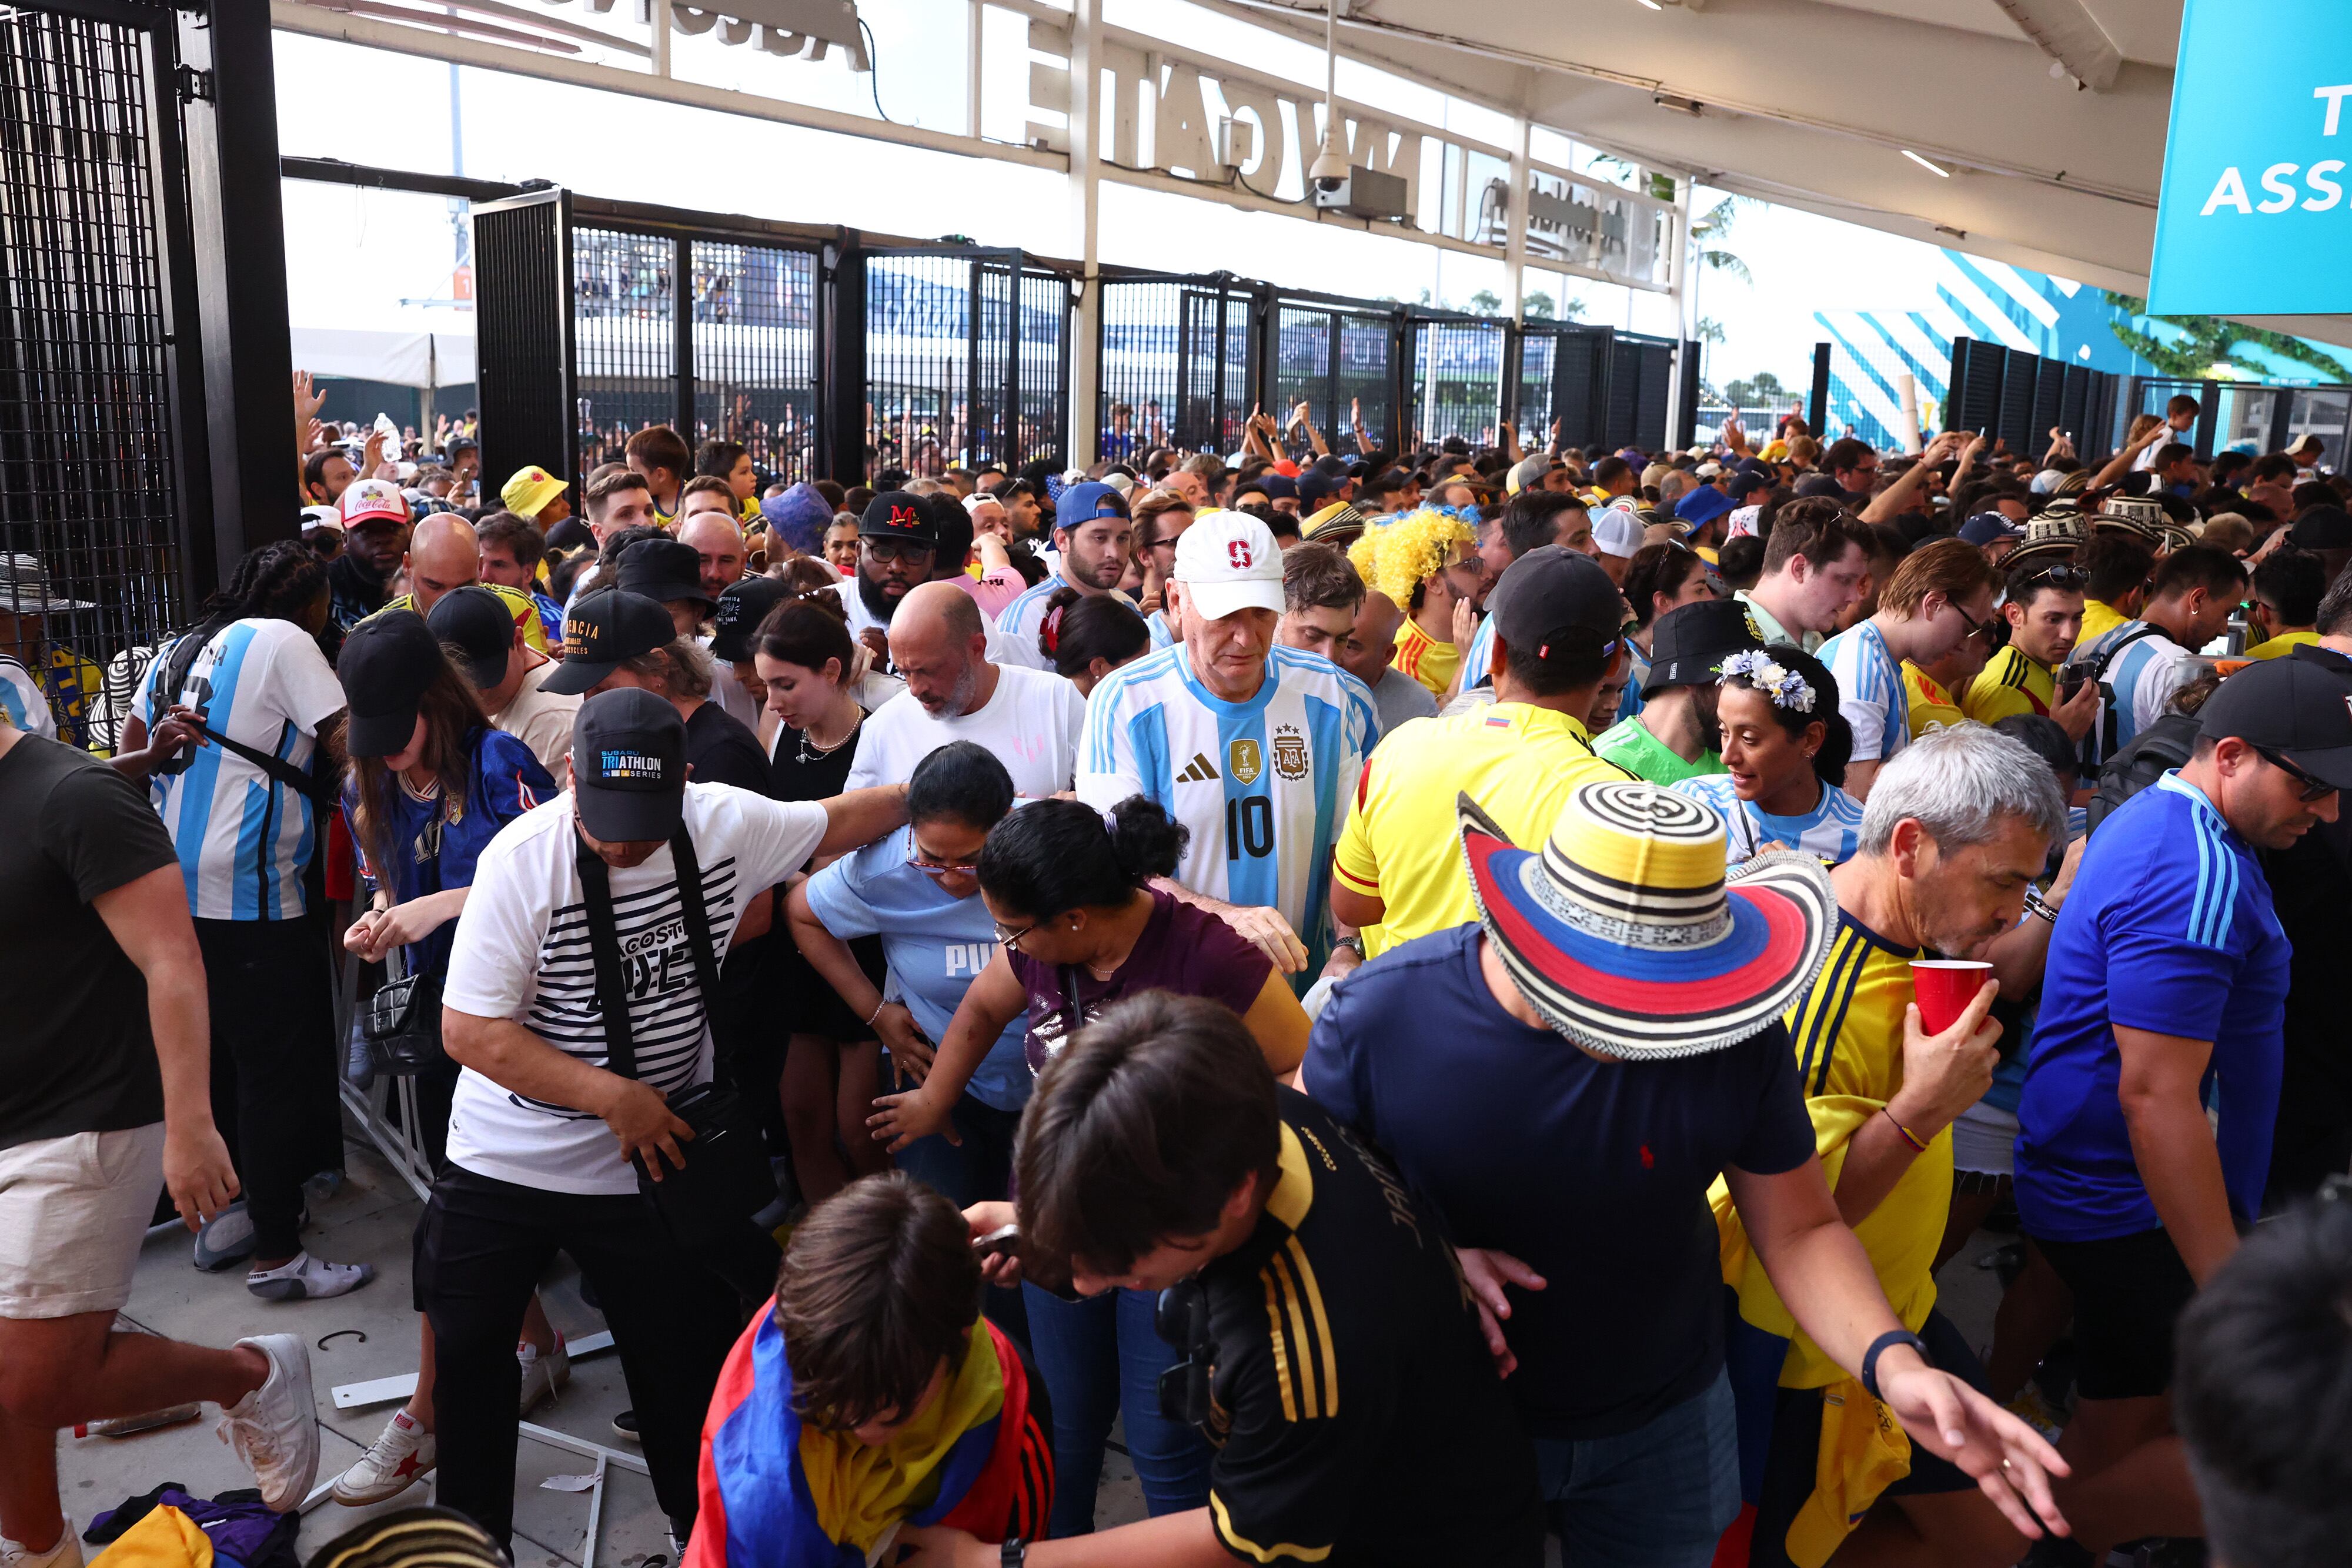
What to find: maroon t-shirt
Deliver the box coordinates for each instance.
[1009,887,1272,1076]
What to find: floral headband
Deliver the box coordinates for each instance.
[1717,648,1815,713]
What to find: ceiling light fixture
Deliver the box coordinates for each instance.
[1903,149,1952,178]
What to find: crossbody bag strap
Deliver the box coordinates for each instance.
[666,824,726,1022]
[202,723,332,801]
[574,835,639,1081]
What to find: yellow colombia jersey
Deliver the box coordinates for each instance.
[2078,597,2127,647]
[1389,617,1460,699]
[1776,911,1950,1360]
[1900,662,1965,737]
[1334,702,1628,958]
[373,581,550,655]
[1960,644,2054,726]
[2244,630,2320,660]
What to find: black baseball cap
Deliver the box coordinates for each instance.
[618,537,712,607]
[1485,546,1623,660]
[710,575,797,664]
[1644,599,1765,695]
[426,586,517,691]
[2198,656,2352,791]
[1298,470,1341,510]
[570,688,688,842]
[860,490,939,545]
[543,588,675,695]
[1726,469,1773,502]
[338,610,443,758]
[1259,473,1298,502]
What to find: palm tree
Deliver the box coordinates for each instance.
[2102,292,2352,381]
[1690,193,1752,285]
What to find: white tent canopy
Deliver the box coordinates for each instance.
[291,326,477,388]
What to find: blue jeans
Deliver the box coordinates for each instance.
[1534,1369,1740,1568]
[1021,1283,1212,1537]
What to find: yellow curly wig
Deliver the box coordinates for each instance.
[1348,508,1475,607]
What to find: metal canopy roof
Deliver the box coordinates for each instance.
[1216,0,2347,349]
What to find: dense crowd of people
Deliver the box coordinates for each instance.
[8,385,2352,1568]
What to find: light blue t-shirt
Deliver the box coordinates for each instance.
[802,828,1031,1114]
[1671,772,1865,867]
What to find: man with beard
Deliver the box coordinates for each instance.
[328,479,412,649]
[994,482,1137,669]
[844,582,1083,798]
[826,490,940,674]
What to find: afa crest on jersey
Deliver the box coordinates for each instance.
[1271,724,1310,782]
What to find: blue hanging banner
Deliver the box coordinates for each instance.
[2149,0,2352,315]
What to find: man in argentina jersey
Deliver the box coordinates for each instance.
[430,690,912,1549]
[133,613,345,921]
[1078,511,1375,987]
[2073,544,2245,760]
[994,482,1138,668]
[1815,539,2000,799]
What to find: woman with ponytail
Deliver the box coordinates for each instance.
[1038,583,1150,695]
[1671,642,1866,865]
[867,794,1308,1539]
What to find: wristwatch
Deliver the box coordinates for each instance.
[1001,1540,1027,1567]
[1333,935,1366,958]
[1860,1329,1930,1401]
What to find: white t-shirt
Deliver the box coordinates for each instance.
[440,783,828,1194]
[133,618,346,920]
[488,655,580,775]
[703,640,763,731]
[844,662,1084,798]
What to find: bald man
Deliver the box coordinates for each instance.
[677,511,747,601]
[844,580,1084,797]
[1336,589,1436,737]
[397,514,482,617]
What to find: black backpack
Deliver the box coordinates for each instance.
[2086,708,2198,835]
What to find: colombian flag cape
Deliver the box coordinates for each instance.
[685,1305,1052,1568]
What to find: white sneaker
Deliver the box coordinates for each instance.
[517,1336,570,1417]
[246,1252,374,1302]
[330,1410,436,1505]
[218,1333,320,1512]
[1,1522,83,1568]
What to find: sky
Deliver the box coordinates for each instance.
[272,9,1989,398]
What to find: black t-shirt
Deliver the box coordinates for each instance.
[1198,1090,1543,1567]
[765,708,868,802]
[0,735,175,1148]
[684,700,774,797]
[1304,923,1817,1439]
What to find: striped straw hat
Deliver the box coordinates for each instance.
[1456,781,1837,1058]
[306,1508,509,1568]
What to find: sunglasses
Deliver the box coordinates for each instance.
[2254,745,2339,803]
[2016,564,2089,592]
[1950,601,2000,647]
[1154,1280,1215,1426]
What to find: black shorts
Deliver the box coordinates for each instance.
[2032,1226,2195,1400]
[1749,1310,1987,1566]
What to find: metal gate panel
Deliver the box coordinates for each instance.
[690,240,820,484]
[1604,335,1641,450]
[1268,295,1400,457]
[864,248,1067,477]
[1633,340,1674,453]
[2029,363,2066,457]
[0,3,185,750]
[1997,351,2039,459]
[1097,278,1180,462]
[1409,318,1505,447]
[1551,329,1603,453]
[1512,331,1556,440]
[471,193,570,489]
[573,226,677,475]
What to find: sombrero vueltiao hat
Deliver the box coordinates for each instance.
[2093,493,2169,546]
[1457,782,1836,1059]
[2003,507,2091,573]
[1300,500,1367,547]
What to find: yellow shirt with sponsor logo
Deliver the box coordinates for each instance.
[1960,643,2056,726]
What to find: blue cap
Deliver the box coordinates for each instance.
[1056,481,1129,527]
[1959,511,2024,547]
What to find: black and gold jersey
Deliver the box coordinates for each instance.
[1198,1089,1542,1566]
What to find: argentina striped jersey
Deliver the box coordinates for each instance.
[1819,619,1908,765]
[1077,644,1374,970]
[994,572,1137,669]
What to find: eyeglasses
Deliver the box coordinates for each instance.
[2254,745,2339,803]
[907,843,981,880]
[863,538,934,564]
[991,914,1041,950]
[1950,601,1999,646]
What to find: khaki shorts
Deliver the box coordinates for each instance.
[0,1124,166,1319]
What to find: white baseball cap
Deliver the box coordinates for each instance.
[1593,509,1643,560]
[1172,509,1285,621]
[340,476,409,529]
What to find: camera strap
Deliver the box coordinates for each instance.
[574,822,724,1084]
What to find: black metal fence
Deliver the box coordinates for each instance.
[1406,313,1508,447]
[861,249,1070,478]
[0,0,203,750]
[1506,323,1681,455]
[1097,273,1257,460]
[1945,338,2122,465]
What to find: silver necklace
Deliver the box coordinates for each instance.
[797,707,861,764]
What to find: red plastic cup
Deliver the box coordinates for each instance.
[1910,959,1993,1035]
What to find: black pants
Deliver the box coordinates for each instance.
[195,917,339,1258]
[415,1166,742,1548]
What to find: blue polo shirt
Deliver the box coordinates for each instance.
[801,827,1031,1114]
[1302,922,1816,1439]
[2015,772,2290,1240]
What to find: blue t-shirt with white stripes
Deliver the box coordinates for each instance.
[1670,773,1866,868]
[2015,771,2290,1239]
[1818,619,1907,766]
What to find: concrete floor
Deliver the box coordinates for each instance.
[56,1126,1149,1568]
[58,1119,2013,1568]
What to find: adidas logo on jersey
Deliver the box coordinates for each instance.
[1177,752,1220,783]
